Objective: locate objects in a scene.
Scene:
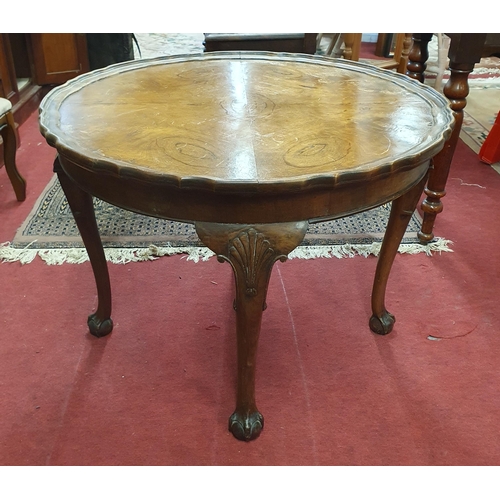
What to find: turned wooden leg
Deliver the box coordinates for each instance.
[396,33,413,74]
[0,110,26,201]
[417,61,475,242]
[370,175,428,335]
[406,33,433,82]
[196,221,308,441]
[54,156,113,337]
[407,34,486,243]
[342,33,361,61]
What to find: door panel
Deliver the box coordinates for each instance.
[0,34,19,102]
[30,33,89,85]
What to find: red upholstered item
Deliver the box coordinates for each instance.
[479,111,500,164]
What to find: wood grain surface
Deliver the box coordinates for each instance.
[40,52,453,193]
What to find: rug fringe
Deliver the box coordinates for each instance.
[0,243,217,265]
[0,239,453,265]
[288,238,453,260]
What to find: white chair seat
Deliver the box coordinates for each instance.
[0,97,12,116]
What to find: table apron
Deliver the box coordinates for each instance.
[58,155,431,225]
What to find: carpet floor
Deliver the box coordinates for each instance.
[1,43,500,467]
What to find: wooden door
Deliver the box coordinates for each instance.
[0,34,19,103]
[29,33,89,85]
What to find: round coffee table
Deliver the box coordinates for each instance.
[39,52,454,441]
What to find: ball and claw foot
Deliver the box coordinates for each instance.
[369,311,395,335]
[87,314,113,338]
[229,410,264,441]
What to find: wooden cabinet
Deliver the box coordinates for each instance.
[204,33,317,54]
[29,33,89,85]
[0,33,90,160]
[0,34,19,104]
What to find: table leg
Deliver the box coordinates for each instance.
[370,175,428,335]
[54,156,113,337]
[196,221,308,441]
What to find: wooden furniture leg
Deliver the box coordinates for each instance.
[54,156,113,337]
[407,33,487,242]
[418,62,474,241]
[406,33,433,82]
[370,175,429,335]
[196,221,308,441]
[342,34,362,61]
[0,108,26,201]
[397,34,413,74]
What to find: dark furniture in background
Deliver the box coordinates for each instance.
[0,33,134,162]
[0,34,90,142]
[406,33,500,243]
[204,33,317,54]
[0,34,90,162]
[86,34,135,71]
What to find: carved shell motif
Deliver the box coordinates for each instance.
[228,228,277,296]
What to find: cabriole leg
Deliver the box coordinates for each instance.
[54,156,113,337]
[370,175,428,335]
[196,221,308,441]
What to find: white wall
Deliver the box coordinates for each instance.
[361,33,378,43]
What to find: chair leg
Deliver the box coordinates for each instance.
[1,111,26,201]
[396,34,413,74]
[342,33,362,61]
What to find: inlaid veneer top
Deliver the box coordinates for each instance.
[40,52,453,192]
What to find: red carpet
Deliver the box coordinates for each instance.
[1,108,500,466]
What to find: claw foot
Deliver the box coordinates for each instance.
[229,410,264,441]
[88,313,113,338]
[369,311,395,335]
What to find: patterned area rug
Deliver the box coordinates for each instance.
[0,175,452,265]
